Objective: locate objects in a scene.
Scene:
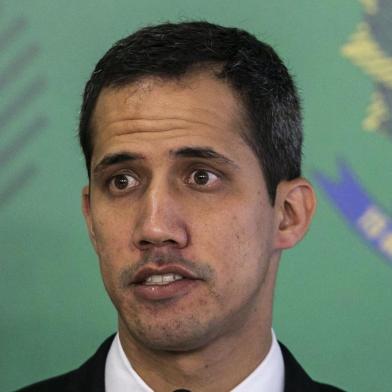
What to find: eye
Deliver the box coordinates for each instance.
[188,169,219,187]
[109,174,138,192]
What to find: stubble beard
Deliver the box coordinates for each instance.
[116,286,227,352]
[104,250,273,354]
[115,274,268,355]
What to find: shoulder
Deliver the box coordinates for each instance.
[317,384,346,392]
[316,383,346,392]
[15,335,115,392]
[279,342,346,392]
[16,370,77,392]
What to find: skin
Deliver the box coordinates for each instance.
[82,71,316,391]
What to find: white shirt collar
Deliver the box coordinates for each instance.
[105,330,284,392]
[231,330,284,392]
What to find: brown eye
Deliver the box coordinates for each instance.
[110,174,138,191]
[189,169,219,186]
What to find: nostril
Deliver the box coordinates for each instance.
[138,239,179,248]
[139,240,152,248]
[164,239,178,245]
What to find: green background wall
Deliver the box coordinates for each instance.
[1,1,391,391]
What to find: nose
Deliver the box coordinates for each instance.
[132,180,189,251]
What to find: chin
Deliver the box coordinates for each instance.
[122,315,221,352]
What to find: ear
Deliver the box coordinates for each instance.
[81,185,97,250]
[273,178,316,249]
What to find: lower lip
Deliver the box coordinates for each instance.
[132,279,200,301]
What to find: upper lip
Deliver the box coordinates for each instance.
[132,265,199,284]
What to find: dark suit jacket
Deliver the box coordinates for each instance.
[16,335,346,392]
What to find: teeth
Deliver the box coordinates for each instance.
[144,274,184,285]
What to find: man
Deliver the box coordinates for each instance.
[19,21,345,391]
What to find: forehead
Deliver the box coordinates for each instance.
[90,72,253,166]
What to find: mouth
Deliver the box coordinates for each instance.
[132,264,198,285]
[143,273,184,286]
[131,265,201,301]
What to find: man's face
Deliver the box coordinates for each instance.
[83,72,282,352]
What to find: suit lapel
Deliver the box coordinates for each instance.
[279,342,319,392]
[72,334,115,392]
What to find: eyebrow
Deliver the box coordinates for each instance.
[93,146,238,176]
[93,152,144,175]
[171,147,238,168]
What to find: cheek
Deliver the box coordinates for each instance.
[90,208,132,272]
[193,205,272,286]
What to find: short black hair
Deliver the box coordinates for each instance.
[79,21,302,202]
